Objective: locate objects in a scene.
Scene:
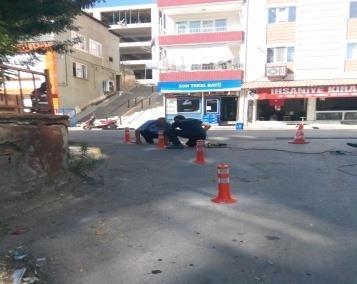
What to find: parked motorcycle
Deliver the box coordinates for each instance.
[82,114,117,130]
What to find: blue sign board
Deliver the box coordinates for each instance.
[158,79,242,93]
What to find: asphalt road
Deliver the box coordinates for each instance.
[2,129,357,284]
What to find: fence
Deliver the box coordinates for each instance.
[0,64,53,115]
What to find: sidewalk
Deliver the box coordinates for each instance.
[212,121,357,130]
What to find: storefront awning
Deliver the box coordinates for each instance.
[159,79,242,93]
[243,78,357,89]
[244,79,357,100]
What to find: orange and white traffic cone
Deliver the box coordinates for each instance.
[124,127,130,144]
[289,123,309,144]
[212,164,237,204]
[195,140,206,164]
[157,130,165,149]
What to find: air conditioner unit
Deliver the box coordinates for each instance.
[103,80,115,92]
[266,66,288,78]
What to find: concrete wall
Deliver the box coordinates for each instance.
[245,0,357,82]
[266,23,296,44]
[56,14,120,109]
[0,114,69,199]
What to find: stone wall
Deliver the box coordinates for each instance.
[0,114,69,200]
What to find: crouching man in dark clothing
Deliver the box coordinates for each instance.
[135,117,171,144]
[165,115,211,149]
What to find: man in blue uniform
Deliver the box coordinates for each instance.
[165,115,211,149]
[135,117,171,144]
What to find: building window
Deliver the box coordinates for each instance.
[202,20,214,33]
[177,98,200,113]
[268,7,296,24]
[175,19,227,34]
[89,39,102,57]
[347,43,357,59]
[176,21,187,34]
[215,19,227,31]
[206,99,218,113]
[189,21,201,33]
[72,62,88,79]
[350,2,357,18]
[267,47,295,63]
[71,31,86,51]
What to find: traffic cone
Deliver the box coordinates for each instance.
[195,140,206,164]
[124,127,130,144]
[212,164,236,204]
[289,123,309,144]
[157,130,165,149]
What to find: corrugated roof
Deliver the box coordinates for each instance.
[243,79,357,89]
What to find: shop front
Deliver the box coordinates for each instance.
[159,79,241,124]
[245,82,357,123]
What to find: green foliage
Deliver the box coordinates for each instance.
[0,0,103,61]
[69,143,100,176]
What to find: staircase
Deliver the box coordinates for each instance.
[77,85,159,123]
[118,106,165,129]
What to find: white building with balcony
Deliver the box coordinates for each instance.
[243,0,357,125]
[157,0,246,124]
[88,4,159,86]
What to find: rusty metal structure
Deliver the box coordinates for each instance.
[0,64,54,114]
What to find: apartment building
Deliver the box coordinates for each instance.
[88,4,159,85]
[157,0,245,123]
[8,13,120,112]
[243,0,357,125]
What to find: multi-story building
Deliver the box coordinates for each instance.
[8,12,120,113]
[88,4,159,85]
[157,0,245,123]
[243,0,357,125]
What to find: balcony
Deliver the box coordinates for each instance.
[120,41,151,48]
[121,59,153,67]
[158,0,244,8]
[160,62,243,82]
[159,26,244,46]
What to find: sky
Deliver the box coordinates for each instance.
[94,0,154,7]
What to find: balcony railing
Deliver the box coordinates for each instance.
[158,0,245,8]
[161,25,241,36]
[161,60,243,72]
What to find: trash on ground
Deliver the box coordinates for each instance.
[13,249,28,260]
[23,276,39,283]
[11,226,28,235]
[95,228,106,236]
[265,235,280,241]
[12,267,26,284]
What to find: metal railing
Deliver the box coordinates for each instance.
[160,25,242,36]
[100,93,156,125]
[160,61,243,72]
[315,110,357,121]
[0,64,53,115]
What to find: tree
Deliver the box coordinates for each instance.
[0,0,103,62]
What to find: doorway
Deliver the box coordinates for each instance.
[221,97,237,121]
[115,75,121,91]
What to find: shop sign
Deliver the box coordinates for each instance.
[258,85,357,99]
[158,80,242,93]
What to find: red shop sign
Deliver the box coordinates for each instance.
[257,85,357,99]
